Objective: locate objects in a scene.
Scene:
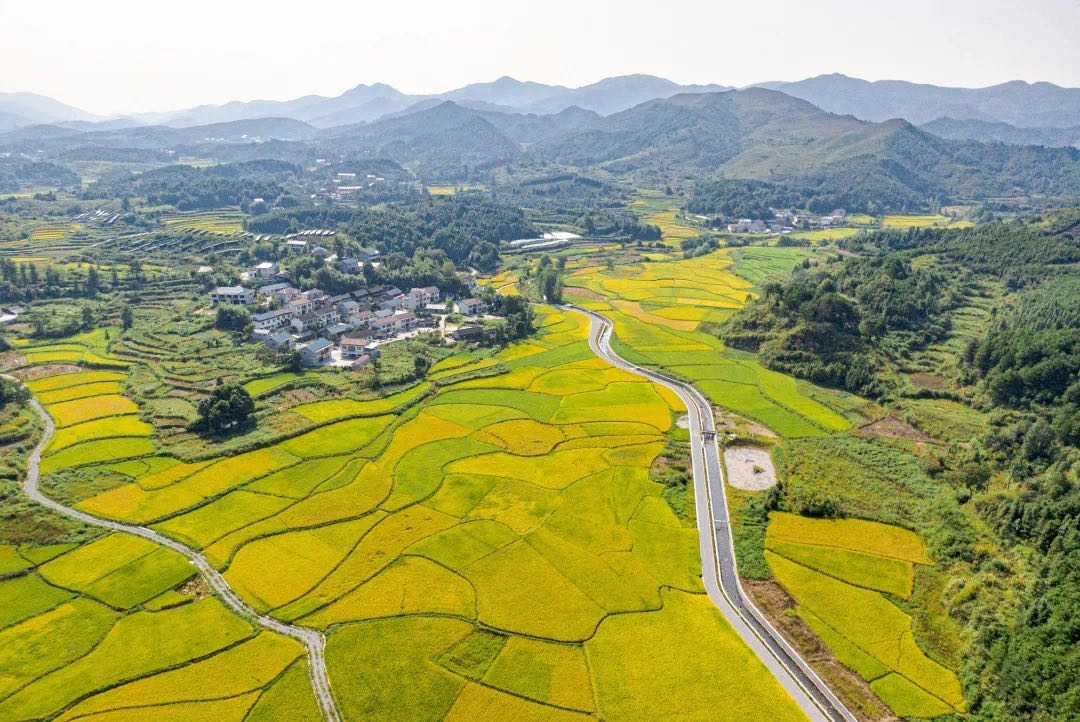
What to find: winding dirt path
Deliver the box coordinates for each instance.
[13,388,341,722]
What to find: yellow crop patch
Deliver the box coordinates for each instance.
[768,512,932,564]
[447,447,610,489]
[45,415,152,453]
[47,394,138,427]
[472,419,565,455]
[26,371,126,393]
[224,516,377,612]
[482,636,595,712]
[301,556,475,628]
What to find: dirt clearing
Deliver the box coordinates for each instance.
[724,446,777,490]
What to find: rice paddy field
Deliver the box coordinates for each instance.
[631,195,706,244]
[8,305,808,721]
[765,513,963,718]
[161,210,246,235]
[564,247,855,437]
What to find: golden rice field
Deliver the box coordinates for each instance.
[564,248,854,437]
[765,512,963,718]
[881,214,954,228]
[11,305,809,720]
[162,211,246,235]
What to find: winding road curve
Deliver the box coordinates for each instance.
[13,388,342,722]
[568,306,857,722]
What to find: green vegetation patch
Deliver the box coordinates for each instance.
[278,415,392,457]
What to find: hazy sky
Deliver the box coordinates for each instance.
[4,0,1079,115]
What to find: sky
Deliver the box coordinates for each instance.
[3,0,1079,115]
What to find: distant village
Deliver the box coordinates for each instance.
[710,209,850,234]
[210,239,495,369]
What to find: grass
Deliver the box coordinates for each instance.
[586,588,806,721]
[243,371,330,397]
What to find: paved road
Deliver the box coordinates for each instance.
[12,385,341,722]
[568,306,856,722]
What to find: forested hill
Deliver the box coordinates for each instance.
[539,88,1080,208]
[720,212,1080,719]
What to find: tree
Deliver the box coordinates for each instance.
[86,266,100,297]
[195,383,255,433]
[80,306,94,330]
[215,305,250,331]
[120,306,133,330]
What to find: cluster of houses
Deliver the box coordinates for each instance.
[720,209,848,234]
[212,273,493,368]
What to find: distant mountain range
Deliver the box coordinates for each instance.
[7,73,1080,149]
[754,74,1080,130]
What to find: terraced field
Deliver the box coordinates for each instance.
[564,248,854,437]
[765,513,963,719]
[162,211,246,235]
[9,306,807,721]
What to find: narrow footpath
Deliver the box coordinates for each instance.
[13,386,342,722]
[569,306,856,722]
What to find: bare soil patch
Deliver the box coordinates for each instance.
[563,286,604,300]
[714,407,778,439]
[11,364,81,380]
[676,414,689,429]
[180,576,210,599]
[909,373,949,391]
[0,353,27,371]
[858,414,935,443]
[724,446,777,490]
[744,580,894,721]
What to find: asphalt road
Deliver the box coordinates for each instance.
[568,306,856,722]
[13,387,342,722]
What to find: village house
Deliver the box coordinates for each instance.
[350,310,375,329]
[299,338,333,366]
[356,247,380,262]
[322,322,353,339]
[252,261,278,278]
[263,331,295,351]
[251,307,293,331]
[370,311,417,338]
[458,298,488,316]
[338,299,362,316]
[336,257,360,274]
[340,334,376,360]
[452,325,492,342]
[405,286,440,310]
[258,281,292,296]
[211,286,256,306]
[285,239,308,253]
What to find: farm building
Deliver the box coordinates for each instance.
[300,338,333,366]
[263,331,295,351]
[251,307,293,331]
[340,334,376,360]
[211,286,256,306]
[458,298,488,316]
